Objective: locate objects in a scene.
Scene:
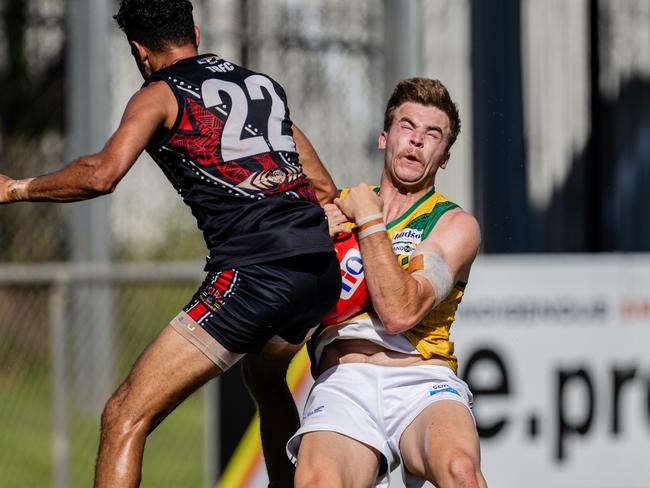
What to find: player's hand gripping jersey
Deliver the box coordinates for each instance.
[144,54,332,270]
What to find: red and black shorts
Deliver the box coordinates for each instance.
[177,252,340,359]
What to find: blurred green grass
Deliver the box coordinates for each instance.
[0,376,204,487]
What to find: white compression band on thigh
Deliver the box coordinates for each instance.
[410,250,454,307]
[170,311,243,372]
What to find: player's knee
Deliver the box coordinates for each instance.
[295,456,357,488]
[445,452,480,488]
[295,466,333,488]
[100,385,152,439]
[101,386,126,426]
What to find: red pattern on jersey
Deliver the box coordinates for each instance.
[178,105,193,131]
[169,97,225,169]
[221,161,253,181]
[214,269,236,293]
[296,180,318,203]
[252,154,318,202]
[187,302,209,322]
[254,153,279,172]
[167,97,318,202]
[266,176,309,197]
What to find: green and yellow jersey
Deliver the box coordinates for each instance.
[323,186,465,373]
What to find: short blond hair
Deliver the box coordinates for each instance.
[383,78,461,150]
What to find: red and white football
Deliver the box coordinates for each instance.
[322,231,369,324]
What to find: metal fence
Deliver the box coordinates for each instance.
[0,1,388,486]
[2,1,649,487]
[0,262,220,488]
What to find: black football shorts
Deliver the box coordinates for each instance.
[181,252,341,354]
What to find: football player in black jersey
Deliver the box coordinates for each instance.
[0,1,341,486]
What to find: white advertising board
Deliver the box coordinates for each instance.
[449,255,650,488]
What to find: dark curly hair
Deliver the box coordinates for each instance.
[384,78,461,151]
[114,0,196,52]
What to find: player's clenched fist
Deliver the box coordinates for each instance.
[334,182,382,224]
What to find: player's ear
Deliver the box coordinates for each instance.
[194,26,201,48]
[378,131,387,150]
[131,40,148,62]
[439,152,451,169]
[130,40,151,77]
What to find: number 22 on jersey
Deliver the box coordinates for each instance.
[201,75,295,162]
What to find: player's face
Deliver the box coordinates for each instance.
[379,102,451,192]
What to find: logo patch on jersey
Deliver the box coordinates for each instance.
[303,405,325,419]
[339,247,364,300]
[197,269,237,313]
[238,161,303,193]
[392,228,423,256]
[197,55,221,65]
[199,286,224,312]
[428,384,461,397]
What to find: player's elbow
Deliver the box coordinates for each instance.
[380,311,418,335]
[378,286,428,334]
[319,185,338,206]
[84,158,120,195]
[87,173,118,195]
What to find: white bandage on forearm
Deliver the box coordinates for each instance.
[410,250,454,307]
[8,178,34,201]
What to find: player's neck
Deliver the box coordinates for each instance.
[379,176,435,222]
[150,45,199,72]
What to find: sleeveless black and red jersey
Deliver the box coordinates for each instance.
[143,54,332,270]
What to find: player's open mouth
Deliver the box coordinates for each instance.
[402,154,421,164]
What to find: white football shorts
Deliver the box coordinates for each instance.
[287,363,474,488]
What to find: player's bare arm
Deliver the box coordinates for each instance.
[336,182,480,334]
[366,210,479,333]
[292,123,337,205]
[0,81,175,204]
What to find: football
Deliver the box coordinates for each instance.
[322,231,370,324]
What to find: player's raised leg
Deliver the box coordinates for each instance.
[242,339,304,488]
[295,431,381,488]
[94,324,223,488]
[399,400,487,488]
